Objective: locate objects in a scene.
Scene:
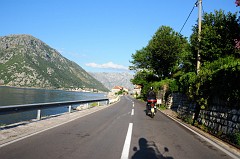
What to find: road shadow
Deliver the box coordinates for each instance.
[131,138,174,159]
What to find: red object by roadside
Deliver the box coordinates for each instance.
[147,99,157,103]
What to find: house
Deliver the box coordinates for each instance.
[133,85,142,97]
[111,86,123,93]
[123,87,129,92]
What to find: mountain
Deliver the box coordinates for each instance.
[89,72,134,90]
[0,34,109,92]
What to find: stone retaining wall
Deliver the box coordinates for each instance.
[198,105,240,135]
[167,92,240,135]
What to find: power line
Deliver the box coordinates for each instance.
[179,1,198,34]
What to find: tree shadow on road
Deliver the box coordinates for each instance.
[131,138,174,159]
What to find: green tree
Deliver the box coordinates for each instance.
[197,57,240,107]
[185,10,240,124]
[147,26,189,78]
[130,26,189,79]
[129,47,151,71]
[130,26,190,99]
[190,10,240,65]
[130,70,158,99]
[187,10,240,103]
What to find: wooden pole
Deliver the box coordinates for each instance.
[197,0,202,74]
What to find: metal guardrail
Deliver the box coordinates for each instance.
[0,98,109,120]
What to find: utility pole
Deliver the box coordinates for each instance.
[193,0,202,125]
[197,0,202,74]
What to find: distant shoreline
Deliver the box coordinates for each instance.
[0,85,107,93]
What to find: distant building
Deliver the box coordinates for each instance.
[111,86,123,93]
[123,87,129,92]
[133,85,142,97]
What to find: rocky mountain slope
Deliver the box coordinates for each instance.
[0,34,108,92]
[89,72,134,90]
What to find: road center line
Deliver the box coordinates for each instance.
[131,109,134,116]
[120,123,133,159]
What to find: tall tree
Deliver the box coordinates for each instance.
[187,9,240,124]
[147,26,188,79]
[190,10,240,65]
[130,25,189,79]
[129,47,151,71]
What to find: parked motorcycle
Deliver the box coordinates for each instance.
[146,99,157,118]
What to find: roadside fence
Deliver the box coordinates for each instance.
[0,98,109,122]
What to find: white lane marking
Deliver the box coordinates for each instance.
[121,123,133,159]
[166,115,240,159]
[131,109,134,116]
[132,103,134,107]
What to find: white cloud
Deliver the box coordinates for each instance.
[86,62,128,70]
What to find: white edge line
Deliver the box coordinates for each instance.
[0,106,110,148]
[166,114,240,159]
[121,123,133,159]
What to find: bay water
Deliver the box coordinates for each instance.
[0,86,107,125]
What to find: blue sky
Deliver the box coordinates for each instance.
[1,0,239,72]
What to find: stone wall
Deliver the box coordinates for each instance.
[167,92,196,117]
[166,93,240,135]
[198,105,240,135]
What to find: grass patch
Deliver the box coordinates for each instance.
[90,102,98,107]
[158,104,167,110]
[0,123,6,127]
[180,115,193,124]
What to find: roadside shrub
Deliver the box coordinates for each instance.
[179,57,240,109]
[229,132,240,146]
[158,104,167,110]
[178,114,193,124]
[153,78,178,93]
[90,102,98,107]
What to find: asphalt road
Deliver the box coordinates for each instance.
[0,96,235,159]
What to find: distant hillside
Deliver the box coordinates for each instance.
[89,72,134,90]
[0,34,109,92]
